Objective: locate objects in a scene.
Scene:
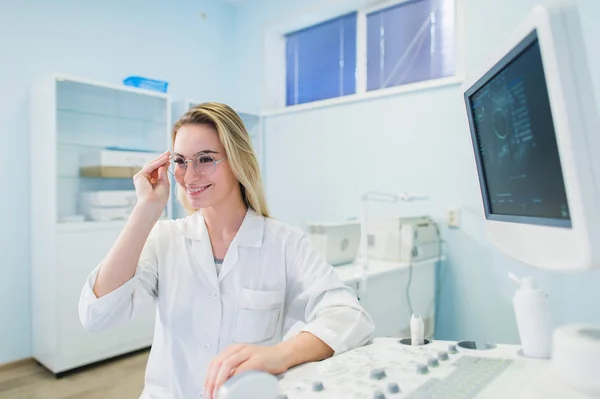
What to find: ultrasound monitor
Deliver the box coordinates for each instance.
[463,3,600,271]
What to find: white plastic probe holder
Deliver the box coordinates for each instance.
[216,370,278,399]
[410,313,425,346]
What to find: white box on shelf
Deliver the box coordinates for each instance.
[79,149,160,168]
[80,206,133,222]
[80,190,137,208]
[79,150,162,178]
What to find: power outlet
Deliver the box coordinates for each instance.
[447,208,461,228]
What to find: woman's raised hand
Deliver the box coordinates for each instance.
[133,151,171,217]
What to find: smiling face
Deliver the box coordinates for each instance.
[172,123,240,210]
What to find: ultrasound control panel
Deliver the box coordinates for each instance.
[275,337,554,399]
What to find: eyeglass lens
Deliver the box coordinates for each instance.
[168,154,216,176]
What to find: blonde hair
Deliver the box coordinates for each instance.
[171,102,270,218]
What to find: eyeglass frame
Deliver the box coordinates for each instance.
[167,152,227,177]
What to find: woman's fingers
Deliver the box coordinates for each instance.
[205,345,247,399]
[139,151,170,176]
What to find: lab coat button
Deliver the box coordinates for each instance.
[202,343,210,350]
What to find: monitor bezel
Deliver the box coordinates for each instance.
[464,29,572,229]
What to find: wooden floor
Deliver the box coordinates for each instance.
[0,350,149,399]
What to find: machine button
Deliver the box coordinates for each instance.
[370,368,387,380]
[312,381,324,391]
[416,364,429,374]
[448,344,458,354]
[428,358,439,367]
[387,382,400,394]
[438,351,449,361]
[373,390,386,399]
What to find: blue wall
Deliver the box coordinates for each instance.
[235,0,600,344]
[0,0,237,364]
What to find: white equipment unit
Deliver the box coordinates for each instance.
[307,220,361,266]
[272,336,596,399]
[366,216,440,263]
[463,2,600,272]
[462,1,600,396]
[30,75,172,375]
[222,333,599,399]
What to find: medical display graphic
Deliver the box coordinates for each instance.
[468,36,570,223]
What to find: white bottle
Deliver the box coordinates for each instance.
[509,272,553,358]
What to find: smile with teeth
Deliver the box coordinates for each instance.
[187,184,211,194]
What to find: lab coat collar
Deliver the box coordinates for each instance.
[178,207,265,248]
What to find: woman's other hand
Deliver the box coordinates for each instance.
[203,343,289,399]
[133,150,171,217]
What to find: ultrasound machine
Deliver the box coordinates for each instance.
[217,2,600,398]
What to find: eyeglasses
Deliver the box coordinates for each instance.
[167,153,227,177]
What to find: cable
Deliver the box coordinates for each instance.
[406,260,414,316]
[405,227,416,317]
[403,218,445,340]
[425,221,446,339]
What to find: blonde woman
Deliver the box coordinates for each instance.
[78,103,374,399]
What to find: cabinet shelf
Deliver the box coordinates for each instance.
[57,141,161,153]
[57,174,135,180]
[58,107,166,125]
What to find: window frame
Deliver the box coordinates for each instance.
[263,0,466,115]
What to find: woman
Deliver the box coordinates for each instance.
[78,102,375,399]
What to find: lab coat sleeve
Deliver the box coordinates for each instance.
[283,233,375,355]
[78,223,160,332]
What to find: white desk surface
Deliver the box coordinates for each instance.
[333,257,442,284]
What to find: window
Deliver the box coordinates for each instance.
[285,13,357,106]
[274,0,461,111]
[367,0,455,90]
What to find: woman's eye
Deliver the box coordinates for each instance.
[198,156,213,163]
[174,159,184,165]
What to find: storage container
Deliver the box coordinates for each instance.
[79,150,161,178]
[123,76,169,93]
[80,190,137,208]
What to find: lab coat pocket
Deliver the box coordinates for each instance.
[233,288,283,344]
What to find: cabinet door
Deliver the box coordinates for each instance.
[56,226,154,369]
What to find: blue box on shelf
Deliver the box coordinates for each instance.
[123,76,168,93]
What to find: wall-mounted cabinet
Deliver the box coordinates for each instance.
[30,75,171,375]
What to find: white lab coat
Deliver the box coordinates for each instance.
[78,208,375,399]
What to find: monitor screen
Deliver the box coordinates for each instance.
[465,30,571,228]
